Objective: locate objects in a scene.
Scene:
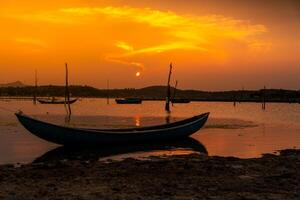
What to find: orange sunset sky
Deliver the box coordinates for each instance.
[0,0,299,90]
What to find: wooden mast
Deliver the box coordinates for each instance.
[165,63,173,112]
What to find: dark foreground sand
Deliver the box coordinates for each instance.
[0,149,299,200]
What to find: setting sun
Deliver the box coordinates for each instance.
[136,72,141,77]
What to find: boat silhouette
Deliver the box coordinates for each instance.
[37,98,78,104]
[16,112,209,146]
[115,98,142,104]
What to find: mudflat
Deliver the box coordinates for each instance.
[0,149,299,200]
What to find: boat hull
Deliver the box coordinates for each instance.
[16,112,209,146]
[37,98,78,104]
[115,98,142,104]
[171,99,191,104]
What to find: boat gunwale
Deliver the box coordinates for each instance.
[85,113,209,132]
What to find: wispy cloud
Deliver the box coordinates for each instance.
[61,6,268,56]
[105,56,144,71]
[112,41,206,70]
[115,42,208,57]
[7,6,269,68]
[61,6,267,40]
[115,41,134,51]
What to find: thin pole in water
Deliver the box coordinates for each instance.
[107,80,110,105]
[172,80,178,106]
[33,69,37,105]
[165,63,173,112]
[233,97,236,107]
[262,86,266,110]
[65,63,71,116]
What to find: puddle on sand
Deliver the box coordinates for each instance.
[99,149,200,163]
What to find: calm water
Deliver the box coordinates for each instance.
[0,98,300,164]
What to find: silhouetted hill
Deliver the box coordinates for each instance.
[0,81,27,88]
[0,84,299,103]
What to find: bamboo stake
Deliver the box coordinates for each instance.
[262,86,266,110]
[165,63,173,112]
[172,80,178,106]
[107,80,110,105]
[65,63,71,116]
[33,69,37,105]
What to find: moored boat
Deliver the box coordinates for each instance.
[115,98,142,104]
[15,111,209,146]
[171,99,191,104]
[37,98,78,104]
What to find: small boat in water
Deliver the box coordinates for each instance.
[171,99,191,104]
[36,63,77,106]
[15,112,209,146]
[37,98,78,105]
[115,98,142,104]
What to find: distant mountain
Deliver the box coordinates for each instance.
[0,81,27,88]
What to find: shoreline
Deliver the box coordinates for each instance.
[0,149,299,199]
[1,96,300,104]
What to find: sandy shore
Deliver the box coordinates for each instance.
[0,149,299,200]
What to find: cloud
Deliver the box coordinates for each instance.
[61,6,267,37]
[8,6,269,68]
[61,6,269,52]
[116,41,134,51]
[117,42,208,57]
[105,56,144,71]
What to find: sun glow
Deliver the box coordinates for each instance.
[136,72,141,77]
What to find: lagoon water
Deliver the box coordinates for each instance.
[0,98,300,164]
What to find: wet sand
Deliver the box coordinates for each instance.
[0,149,299,200]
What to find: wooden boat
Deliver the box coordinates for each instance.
[15,112,209,146]
[115,98,142,104]
[37,98,78,105]
[171,99,191,104]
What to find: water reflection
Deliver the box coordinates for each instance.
[1,99,300,163]
[33,138,207,163]
[134,115,140,127]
